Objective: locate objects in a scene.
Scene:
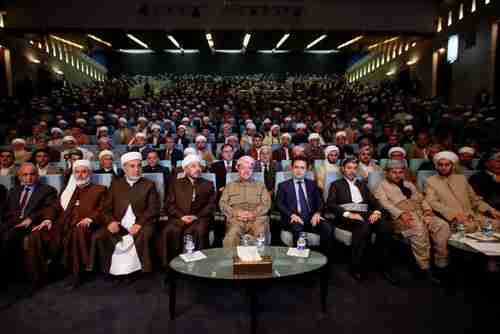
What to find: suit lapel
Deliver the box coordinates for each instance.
[289,180,298,211]
[24,184,41,217]
[341,179,353,203]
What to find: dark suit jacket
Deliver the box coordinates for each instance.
[103,177,160,226]
[159,148,183,168]
[254,160,283,192]
[143,165,171,191]
[326,178,383,219]
[469,171,500,210]
[276,178,323,226]
[209,160,238,190]
[272,146,292,161]
[3,183,60,226]
[94,168,124,178]
[166,177,216,220]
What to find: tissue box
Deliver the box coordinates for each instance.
[233,256,272,276]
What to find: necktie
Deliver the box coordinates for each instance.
[297,181,311,219]
[19,186,31,216]
[226,161,231,172]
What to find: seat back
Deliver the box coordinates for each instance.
[281,160,292,170]
[367,171,385,191]
[274,171,315,193]
[226,172,264,185]
[91,174,113,188]
[159,160,172,171]
[0,175,15,191]
[142,173,165,208]
[323,172,342,201]
[200,173,217,189]
[417,170,437,192]
[314,160,324,171]
[39,175,65,195]
[409,159,426,173]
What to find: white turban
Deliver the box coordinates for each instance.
[12,138,26,145]
[181,117,190,123]
[98,126,108,133]
[138,117,148,122]
[51,127,63,135]
[458,147,475,155]
[94,115,104,120]
[263,118,272,124]
[73,159,92,171]
[271,124,280,131]
[58,120,68,125]
[61,160,92,211]
[183,147,197,156]
[246,123,256,130]
[325,145,340,156]
[63,136,77,143]
[182,154,201,169]
[121,151,142,166]
[308,133,321,141]
[433,151,459,164]
[135,132,147,139]
[295,123,307,130]
[388,147,407,157]
[99,150,114,160]
[403,125,414,131]
[362,123,373,129]
[76,118,87,124]
[335,131,347,138]
[119,117,128,124]
[195,135,207,143]
[281,133,292,139]
[178,125,187,130]
[151,124,161,131]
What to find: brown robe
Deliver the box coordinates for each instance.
[91,177,160,273]
[0,183,60,287]
[59,183,107,275]
[159,176,216,266]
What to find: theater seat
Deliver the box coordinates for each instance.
[323,172,342,201]
[0,175,15,191]
[367,171,384,191]
[409,159,426,173]
[281,160,292,170]
[159,160,172,171]
[274,171,314,193]
[417,170,436,192]
[226,172,264,185]
[142,173,165,207]
[91,174,113,188]
[39,175,64,194]
[200,172,217,189]
[280,230,321,247]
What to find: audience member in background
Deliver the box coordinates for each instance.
[469,149,500,210]
[311,121,326,145]
[377,124,393,144]
[374,160,451,283]
[276,157,333,258]
[334,131,351,159]
[227,135,245,160]
[91,152,160,279]
[58,160,107,289]
[49,127,64,147]
[0,149,17,176]
[128,132,154,160]
[220,156,271,247]
[292,123,308,145]
[210,144,238,199]
[96,137,113,157]
[63,149,84,183]
[254,145,282,196]
[149,124,164,149]
[326,158,397,284]
[425,151,500,234]
[11,138,32,164]
[71,125,90,145]
[408,132,431,159]
[401,125,416,147]
[0,184,6,217]
[94,150,123,178]
[240,122,256,152]
[418,144,443,171]
[263,124,281,145]
[249,133,264,160]
[304,133,325,161]
[32,148,61,175]
[380,134,400,159]
[160,154,216,266]
[34,134,61,162]
[272,133,293,161]
[175,125,190,151]
[388,146,415,182]
[195,135,215,164]
[357,123,377,145]
[160,136,183,168]
[142,151,170,192]
[61,136,95,161]
[113,117,134,145]
[315,145,341,191]
[0,163,60,294]
[357,145,382,181]
[455,146,476,174]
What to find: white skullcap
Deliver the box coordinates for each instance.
[151,124,161,131]
[119,117,128,124]
[405,115,414,120]
[246,123,256,130]
[182,154,201,169]
[362,124,373,129]
[295,123,307,130]
[263,118,272,124]
[388,147,407,157]
[138,117,148,122]
[39,121,47,126]
[324,145,340,155]
[195,135,207,143]
[361,113,369,119]
[181,117,190,123]
[433,151,459,164]
[98,126,108,132]
[284,116,292,121]
[135,132,146,139]
[98,150,114,160]
[63,135,77,143]
[121,151,142,166]
[237,156,255,168]
[58,120,68,125]
[308,133,321,141]
[183,147,197,157]
[12,138,26,145]
[76,118,87,124]
[245,119,253,125]
[458,146,475,155]
[274,107,282,112]
[178,125,187,130]
[73,159,92,171]
[94,115,104,120]
[366,117,374,122]
[51,127,63,135]
[403,125,414,131]
[336,131,347,138]
[271,124,280,131]
[281,133,292,139]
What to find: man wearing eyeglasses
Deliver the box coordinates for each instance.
[0,163,60,295]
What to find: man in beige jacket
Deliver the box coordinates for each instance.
[374,160,451,280]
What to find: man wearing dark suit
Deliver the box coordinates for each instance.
[142,151,170,193]
[209,144,238,196]
[272,133,293,161]
[94,150,124,178]
[160,136,184,168]
[276,158,334,258]
[326,158,397,284]
[0,163,60,292]
[254,145,283,195]
[160,154,216,266]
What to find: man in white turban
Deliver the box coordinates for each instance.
[91,152,160,279]
[315,145,341,191]
[425,151,500,234]
[195,135,215,163]
[304,133,325,161]
[160,154,216,266]
[456,146,476,174]
[58,160,108,289]
[263,124,281,145]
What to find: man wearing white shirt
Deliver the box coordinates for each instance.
[326,158,397,284]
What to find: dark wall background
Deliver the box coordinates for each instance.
[107,51,349,75]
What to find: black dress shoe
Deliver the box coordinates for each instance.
[380,270,399,286]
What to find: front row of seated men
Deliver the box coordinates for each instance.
[2,150,500,293]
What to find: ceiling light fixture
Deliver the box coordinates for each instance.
[242,33,251,49]
[275,33,290,50]
[206,33,215,49]
[337,35,364,49]
[126,33,149,49]
[87,34,112,47]
[50,35,84,49]
[167,35,181,49]
[306,34,327,49]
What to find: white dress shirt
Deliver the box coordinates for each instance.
[345,177,363,203]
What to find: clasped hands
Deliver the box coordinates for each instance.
[107,221,142,236]
[14,218,53,232]
[236,210,257,222]
[291,213,321,226]
[181,215,198,225]
[348,211,381,224]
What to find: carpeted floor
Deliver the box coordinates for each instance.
[1,246,499,334]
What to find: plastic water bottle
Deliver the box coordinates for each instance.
[297,232,307,251]
[456,222,465,240]
[256,232,265,248]
[184,234,195,254]
[241,234,252,246]
[483,219,494,238]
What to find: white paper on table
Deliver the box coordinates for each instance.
[287,248,310,258]
[236,246,262,262]
[463,239,500,256]
[180,251,207,263]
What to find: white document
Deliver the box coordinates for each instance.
[237,246,262,262]
[287,248,310,258]
[180,251,207,263]
[463,239,500,256]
